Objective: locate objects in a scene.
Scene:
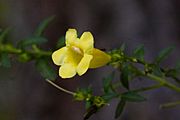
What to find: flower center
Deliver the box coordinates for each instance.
[71,46,83,55]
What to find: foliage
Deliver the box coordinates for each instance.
[0,17,180,120]
[0,16,58,80]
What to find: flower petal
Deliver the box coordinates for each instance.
[64,48,83,67]
[65,29,77,46]
[59,63,76,78]
[79,32,94,54]
[89,48,111,68]
[76,54,93,76]
[52,47,67,65]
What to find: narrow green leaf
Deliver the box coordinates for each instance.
[115,99,126,119]
[18,36,48,48]
[56,36,65,49]
[0,53,11,68]
[35,59,57,80]
[165,69,177,77]
[120,64,130,90]
[34,16,55,37]
[103,72,115,93]
[120,43,126,52]
[133,44,144,61]
[152,65,164,77]
[0,28,11,43]
[102,92,118,101]
[121,91,146,102]
[165,69,180,84]
[175,61,180,71]
[84,105,98,120]
[155,46,174,64]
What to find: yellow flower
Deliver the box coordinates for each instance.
[52,29,111,78]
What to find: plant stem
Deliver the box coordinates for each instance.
[126,57,180,92]
[160,100,180,109]
[0,44,52,58]
[132,84,163,93]
[146,73,180,92]
[46,79,75,95]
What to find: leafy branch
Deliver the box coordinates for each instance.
[0,16,62,80]
[0,17,179,120]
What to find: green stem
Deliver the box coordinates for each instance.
[160,100,180,109]
[126,57,180,92]
[127,63,180,92]
[0,44,22,54]
[146,73,180,92]
[0,44,52,58]
[46,79,75,95]
[132,84,163,93]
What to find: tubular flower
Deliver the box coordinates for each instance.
[52,29,111,78]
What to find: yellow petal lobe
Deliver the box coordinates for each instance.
[59,63,76,78]
[52,47,67,65]
[89,48,111,68]
[65,29,77,46]
[79,32,94,54]
[77,54,93,76]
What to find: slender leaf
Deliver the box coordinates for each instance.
[36,59,57,80]
[115,99,126,119]
[120,64,130,90]
[103,71,115,93]
[34,16,55,36]
[175,61,180,71]
[152,65,164,77]
[155,46,174,64]
[133,44,144,61]
[18,36,48,48]
[165,69,180,84]
[0,28,11,43]
[56,36,65,49]
[84,105,98,120]
[0,53,11,68]
[121,91,146,102]
[120,43,126,52]
[102,92,118,101]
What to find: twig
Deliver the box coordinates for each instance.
[46,79,75,95]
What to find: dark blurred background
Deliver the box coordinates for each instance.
[0,0,180,120]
